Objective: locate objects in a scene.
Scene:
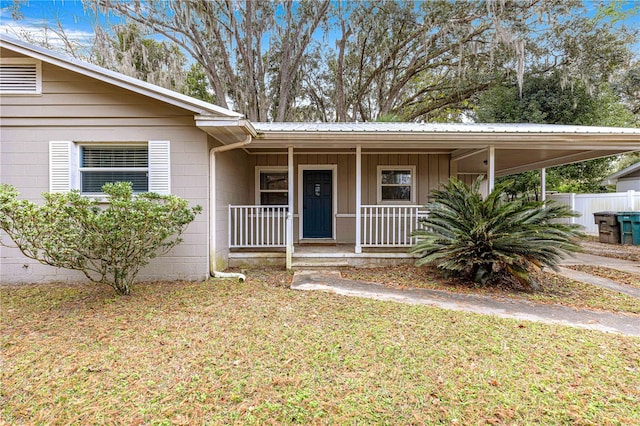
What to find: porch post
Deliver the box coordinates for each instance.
[487,145,495,193]
[355,144,362,254]
[540,168,546,201]
[286,146,294,269]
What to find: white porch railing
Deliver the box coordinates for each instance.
[229,205,288,248]
[361,205,429,247]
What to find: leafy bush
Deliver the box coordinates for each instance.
[0,182,201,295]
[410,178,583,290]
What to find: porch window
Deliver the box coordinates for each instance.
[377,166,416,203]
[80,145,149,193]
[256,168,288,205]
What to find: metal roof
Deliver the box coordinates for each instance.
[0,34,243,119]
[254,122,640,134]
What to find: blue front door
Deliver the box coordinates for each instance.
[303,170,332,238]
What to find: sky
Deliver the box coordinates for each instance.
[0,0,112,50]
[1,0,639,57]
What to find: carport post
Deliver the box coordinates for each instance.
[541,168,546,201]
[286,146,294,269]
[355,144,362,254]
[487,145,495,193]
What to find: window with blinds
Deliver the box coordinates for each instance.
[80,146,149,193]
[0,59,42,94]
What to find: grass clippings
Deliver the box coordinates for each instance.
[341,265,640,315]
[2,274,639,425]
[566,265,640,289]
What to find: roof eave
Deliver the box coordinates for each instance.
[252,130,640,150]
[195,116,258,143]
[602,161,640,185]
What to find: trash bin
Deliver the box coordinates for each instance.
[593,212,621,244]
[616,212,640,245]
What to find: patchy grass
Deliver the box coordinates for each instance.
[566,265,640,289]
[2,275,639,425]
[342,266,640,315]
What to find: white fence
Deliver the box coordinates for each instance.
[229,205,288,248]
[361,205,429,247]
[547,190,639,235]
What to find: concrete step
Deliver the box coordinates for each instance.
[291,261,351,270]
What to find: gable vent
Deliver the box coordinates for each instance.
[0,59,42,94]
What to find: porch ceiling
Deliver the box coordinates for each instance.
[249,123,640,176]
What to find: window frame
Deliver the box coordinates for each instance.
[377,165,416,204]
[78,143,150,195]
[0,58,42,95]
[49,140,170,196]
[255,167,289,206]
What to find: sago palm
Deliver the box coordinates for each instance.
[410,178,583,290]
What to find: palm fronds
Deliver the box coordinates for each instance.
[410,178,583,290]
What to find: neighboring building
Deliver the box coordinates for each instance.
[2,35,640,283]
[603,162,640,192]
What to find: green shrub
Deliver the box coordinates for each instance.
[410,178,583,290]
[0,182,201,295]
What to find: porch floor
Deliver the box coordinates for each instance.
[229,244,418,269]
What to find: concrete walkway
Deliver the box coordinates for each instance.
[292,254,640,337]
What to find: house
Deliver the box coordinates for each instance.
[2,35,640,284]
[603,162,640,192]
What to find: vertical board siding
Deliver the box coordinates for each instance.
[252,153,451,211]
[245,152,451,245]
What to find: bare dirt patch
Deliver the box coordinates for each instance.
[341,265,640,315]
[566,265,640,288]
[581,239,640,262]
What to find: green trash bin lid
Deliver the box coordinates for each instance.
[616,212,640,221]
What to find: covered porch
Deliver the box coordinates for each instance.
[207,122,640,270]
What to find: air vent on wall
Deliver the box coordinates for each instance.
[0,59,41,94]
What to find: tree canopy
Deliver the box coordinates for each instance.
[72,0,637,122]
[475,72,638,195]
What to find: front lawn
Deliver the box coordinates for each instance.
[2,274,639,425]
